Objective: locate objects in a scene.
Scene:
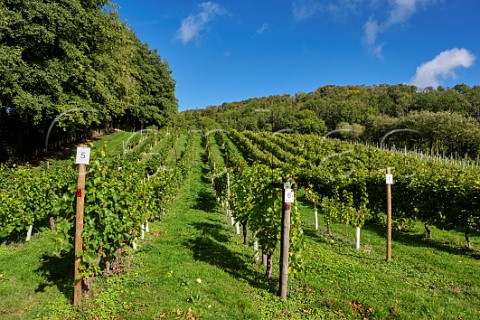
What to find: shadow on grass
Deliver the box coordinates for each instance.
[191,188,218,212]
[0,230,26,245]
[200,165,213,184]
[303,227,328,243]
[184,236,277,293]
[34,251,74,300]
[0,220,52,245]
[35,139,94,165]
[363,223,480,260]
[303,226,362,255]
[190,221,229,243]
[185,217,277,293]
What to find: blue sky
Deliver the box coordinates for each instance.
[114,0,480,112]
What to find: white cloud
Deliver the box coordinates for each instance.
[363,0,437,57]
[363,17,386,58]
[291,0,439,58]
[292,0,362,21]
[256,23,269,35]
[175,2,227,44]
[292,0,323,21]
[363,17,379,47]
[386,0,418,26]
[409,48,476,89]
[327,0,365,20]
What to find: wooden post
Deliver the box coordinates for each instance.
[74,146,90,307]
[74,163,86,307]
[386,167,392,262]
[279,177,292,299]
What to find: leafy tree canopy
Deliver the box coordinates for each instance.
[0,0,177,162]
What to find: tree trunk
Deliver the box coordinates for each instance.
[466,225,471,249]
[243,224,248,245]
[424,220,432,239]
[83,275,95,297]
[264,254,273,279]
[83,247,104,297]
[49,215,56,231]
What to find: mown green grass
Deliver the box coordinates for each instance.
[295,198,480,319]
[1,133,479,319]
[91,131,135,157]
[164,133,187,167]
[0,230,73,320]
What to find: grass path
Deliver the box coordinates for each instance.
[82,136,292,319]
[112,150,266,319]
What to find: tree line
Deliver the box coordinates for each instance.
[0,0,177,162]
[185,84,480,157]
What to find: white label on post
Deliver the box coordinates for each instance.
[386,174,393,185]
[76,147,91,165]
[285,188,294,203]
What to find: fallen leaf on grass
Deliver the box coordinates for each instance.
[174,309,183,316]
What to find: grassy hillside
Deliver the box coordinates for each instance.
[0,132,479,319]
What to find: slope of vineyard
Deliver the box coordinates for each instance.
[203,129,480,318]
[223,130,480,243]
[0,130,479,319]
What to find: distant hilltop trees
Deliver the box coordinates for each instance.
[183,84,480,157]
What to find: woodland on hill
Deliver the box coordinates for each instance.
[0,0,177,162]
[184,84,480,157]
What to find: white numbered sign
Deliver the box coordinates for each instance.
[285,188,295,203]
[76,147,91,165]
[386,174,393,185]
